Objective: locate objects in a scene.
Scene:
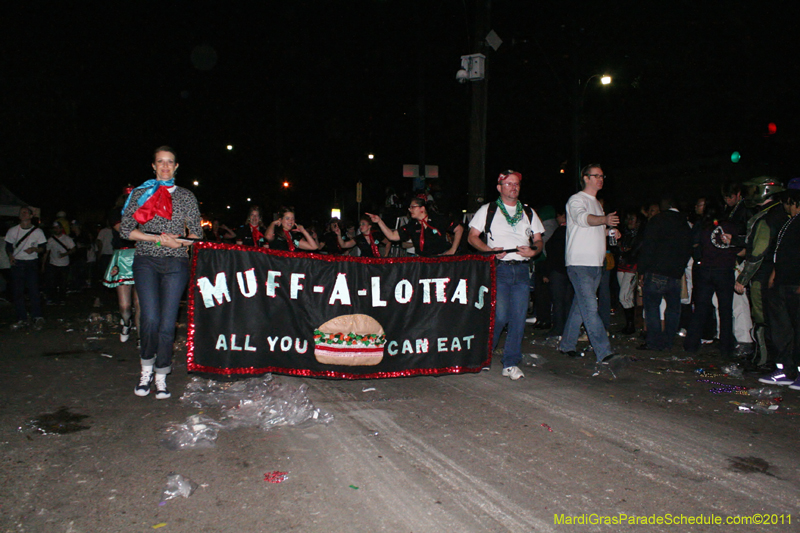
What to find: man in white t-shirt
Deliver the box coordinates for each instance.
[5,206,47,328]
[559,164,620,369]
[43,221,75,304]
[468,170,544,380]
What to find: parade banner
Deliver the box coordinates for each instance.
[187,242,496,379]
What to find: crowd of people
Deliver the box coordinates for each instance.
[4,151,800,393]
[529,170,800,389]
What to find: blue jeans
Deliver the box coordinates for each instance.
[560,266,612,361]
[133,255,189,374]
[493,262,531,368]
[11,259,43,321]
[643,272,682,350]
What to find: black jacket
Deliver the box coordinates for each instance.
[638,209,692,279]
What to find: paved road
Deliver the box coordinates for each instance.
[1,296,798,532]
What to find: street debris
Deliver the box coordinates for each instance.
[163,377,333,449]
[160,414,222,450]
[264,471,288,483]
[160,473,198,501]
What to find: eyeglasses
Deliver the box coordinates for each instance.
[586,174,606,179]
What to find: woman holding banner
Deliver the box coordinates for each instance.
[120,146,202,399]
[265,207,318,252]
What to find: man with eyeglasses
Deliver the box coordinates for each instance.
[558,164,622,372]
[468,170,544,380]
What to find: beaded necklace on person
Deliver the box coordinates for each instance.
[773,213,799,263]
[496,198,524,230]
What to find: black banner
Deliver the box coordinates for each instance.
[187,243,496,379]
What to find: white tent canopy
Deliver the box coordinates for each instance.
[0,183,40,218]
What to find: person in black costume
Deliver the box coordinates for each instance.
[236,206,268,247]
[366,195,463,257]
[265,206,318,252]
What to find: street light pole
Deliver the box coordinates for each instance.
[467,0,491,212]
[571,74,611,189]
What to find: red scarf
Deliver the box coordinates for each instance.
[250,224,264,246]
[365,233,380,257]
[283,229,295,251]
[134,186,172,224]
[418,217,439,253]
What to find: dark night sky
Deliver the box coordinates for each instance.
[3,0,799,225]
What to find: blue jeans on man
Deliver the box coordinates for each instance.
[494,262,530,369]
[560,265,612,362]
[642,272,682,350]
[133,255,189,374]
[11,259,43,321]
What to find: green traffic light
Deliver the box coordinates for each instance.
[731,151,741,163]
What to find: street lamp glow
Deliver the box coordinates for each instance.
[367,153,375,160]
[193,180,199,186]
[600,75,612,85]
[226,145,233,151]
[282,181,290,188]
[331,208,341,219]
[246,197,251,202]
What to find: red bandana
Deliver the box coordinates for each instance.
[418,217,439,253]
[366,233,380,257]
[250,225,264,246]
[283,229,295,251]
[134,186,173,224]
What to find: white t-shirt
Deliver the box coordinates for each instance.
[565,191,607,267]
[97,227,114,256]
[47,234,75,267]
[469,202,545,261]
[6,224,47,261]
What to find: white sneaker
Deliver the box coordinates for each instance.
[134,367,153,396]
[120,319,131,343]
[502,366,525,380]
[525,316,538,324]
[154,373,171,400]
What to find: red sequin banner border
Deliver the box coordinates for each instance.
[186,242,496,379]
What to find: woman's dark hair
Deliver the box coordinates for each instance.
[701,200,722,229]
[278,206,295,218]
[153,145,177,162]
[410,194,436,213]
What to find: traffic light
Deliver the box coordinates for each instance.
[731,151,741,163]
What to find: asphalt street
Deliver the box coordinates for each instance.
[1,288,798,533]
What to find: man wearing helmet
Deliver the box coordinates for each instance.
[731,176,788,368]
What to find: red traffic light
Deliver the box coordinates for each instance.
[767,122,777,135]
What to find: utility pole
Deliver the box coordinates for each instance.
[467,0,491,212]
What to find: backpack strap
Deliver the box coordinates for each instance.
[483,202,498,242]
